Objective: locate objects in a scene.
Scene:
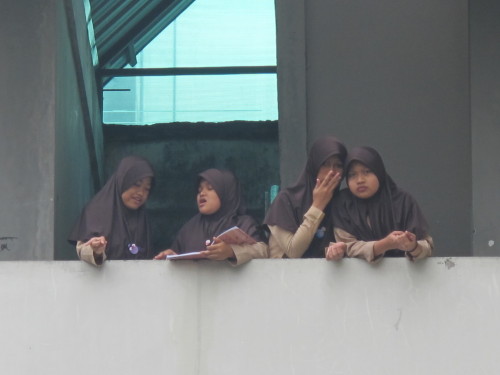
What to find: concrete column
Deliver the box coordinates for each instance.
[275,0,308,187]
[0,0,57,259]
[0,0,101,260]
[470,0,500,255]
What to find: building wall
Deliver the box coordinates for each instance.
[274,0,308,185]
[0,258,499,374]
[0,0,57,259]
[276,0,471,256]
[0,0,102,260]
[470,0,500,256]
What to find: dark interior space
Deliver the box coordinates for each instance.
[103,121,279,254]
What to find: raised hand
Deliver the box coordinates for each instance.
[84,236,107,255]
[312,171,342,211]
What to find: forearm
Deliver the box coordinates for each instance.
[373,236,396,257]
[334,228,382,263]
[229,242,269,266]
[269,206,325,258]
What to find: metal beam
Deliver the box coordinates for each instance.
[64,0,102,191]
[99,66,277,77]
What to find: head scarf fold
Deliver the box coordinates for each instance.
[264,136,347,257]
[332,146,428,256]
[171,169,265,253]
[68,155,155,259]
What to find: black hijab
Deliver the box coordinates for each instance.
[171,169,265,253]
[332,146,429,257]
[68,155,155,259]
[264,136,347,257]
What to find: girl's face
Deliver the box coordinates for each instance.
[197,179,221,215]
[121,177,152,210]
[347,162,380,199]
[316,155,344,181]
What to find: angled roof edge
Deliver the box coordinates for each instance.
[89,0,196,70]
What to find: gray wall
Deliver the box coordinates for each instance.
[0,0,102,260]
[470,0,500,256]
[275,0,308,184]
[276,0,472,256]
[1,258,500,374]
[0,1,57,259]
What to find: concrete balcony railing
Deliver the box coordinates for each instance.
[1,257,498,374]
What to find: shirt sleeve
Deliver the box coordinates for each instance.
[335,228,434,263]
[406,236,433,261]
[334,227,382,263]
[228,241,269,266]
[76,241,106,267]
[268,206,325,258]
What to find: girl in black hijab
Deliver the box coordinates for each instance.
[264,136,347,259]
[69,155,155,266]
[332,146,433,263]
[155,169,267,266]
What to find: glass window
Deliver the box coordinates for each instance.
[103,0,277,124]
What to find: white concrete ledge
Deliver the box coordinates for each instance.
[0,257,498,374]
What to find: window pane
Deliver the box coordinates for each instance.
[103,0,277,124]
[130,0,277,68]
[103,74,277,124]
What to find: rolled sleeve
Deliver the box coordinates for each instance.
[76,241,106,267]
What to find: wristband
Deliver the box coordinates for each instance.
[408,243,418,253]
